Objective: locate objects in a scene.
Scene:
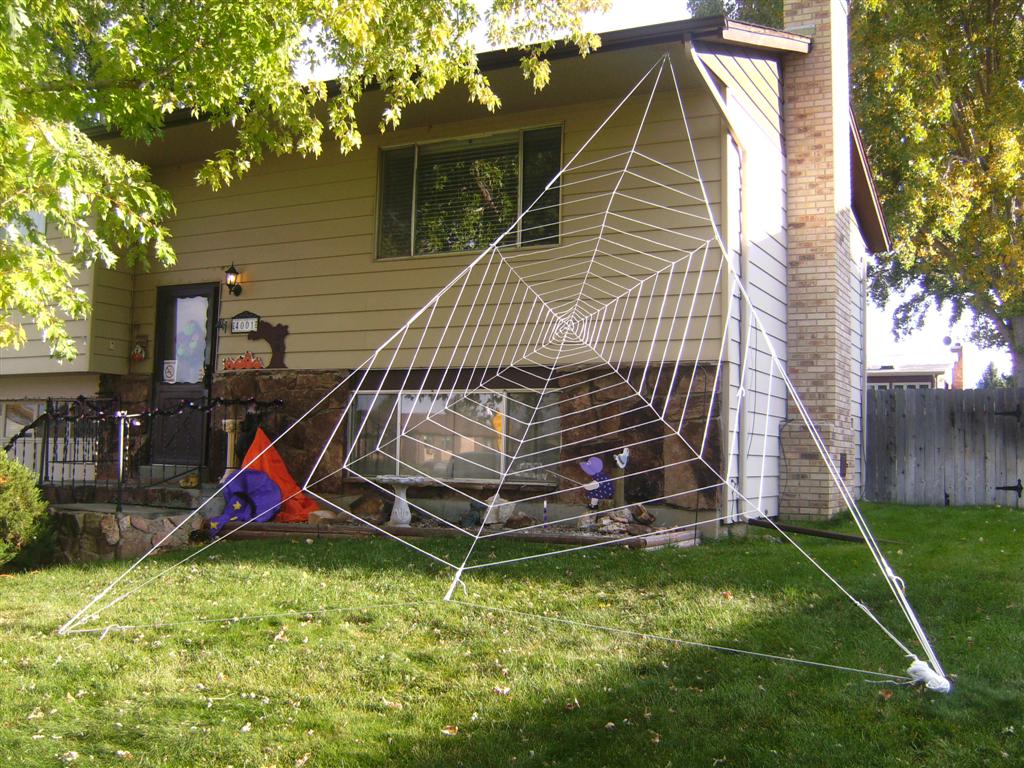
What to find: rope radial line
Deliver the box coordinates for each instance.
[667,54,947,681]
[451,600,915,684]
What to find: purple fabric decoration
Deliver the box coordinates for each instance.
[208,469,283,535]
[580,456,613,502]
[588,471,614,501]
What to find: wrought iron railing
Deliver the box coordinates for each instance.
[4,397,204,511]
[4,396,285,510]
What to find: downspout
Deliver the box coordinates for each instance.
[686,40,751,523]
[738,141,753,519]
[859,252,868,497]
[731,136,752,522]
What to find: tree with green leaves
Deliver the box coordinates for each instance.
[688,0,1024,382]
[852,0,1024,383]
[977,362,1013,389]
[685,0,781,28]
[1,0,606,361]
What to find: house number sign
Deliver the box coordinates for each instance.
[230,311,260,334]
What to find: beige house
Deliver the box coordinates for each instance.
[1,0,888,522]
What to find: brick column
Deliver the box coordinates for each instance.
[780,0,857,518]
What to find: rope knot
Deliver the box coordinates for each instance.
[907,657,951,694]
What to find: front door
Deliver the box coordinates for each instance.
[151,284,219,466]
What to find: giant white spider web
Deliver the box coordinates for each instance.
[59,54,949,691]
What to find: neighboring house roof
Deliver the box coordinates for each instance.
[867,364,949,377]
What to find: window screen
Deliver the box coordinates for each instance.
[378,127,561,258]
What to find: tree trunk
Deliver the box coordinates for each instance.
[1010,316,1024,386]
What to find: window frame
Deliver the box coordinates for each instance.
[1,400,43,439]
[375,124,564,261]
[346,387,560,485]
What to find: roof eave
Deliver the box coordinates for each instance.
[717,18,811,54]
[87,16,811,140]
[850,108,892,253]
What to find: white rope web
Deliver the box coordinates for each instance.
[58,54,949,692]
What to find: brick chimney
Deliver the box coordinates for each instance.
[951,344,964,390]
[779,0,858,519]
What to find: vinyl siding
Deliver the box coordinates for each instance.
[88,262,134,375]
[0,43,734,413]
[693,43,787,519]
[133,67,726,373]
[0,225,94,377]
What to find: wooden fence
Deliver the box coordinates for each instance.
[865,388,1023,507]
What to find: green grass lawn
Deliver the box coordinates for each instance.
[1,503,1021,767]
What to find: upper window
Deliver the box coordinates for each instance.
[377,127,562,259]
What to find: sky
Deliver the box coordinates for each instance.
[865,292,1010,387]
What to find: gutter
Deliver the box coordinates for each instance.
[86,16,809,140]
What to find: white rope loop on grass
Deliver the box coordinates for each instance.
[907,658,952,693]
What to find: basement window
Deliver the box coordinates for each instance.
[377,127,562,258]
[346,390,560,484]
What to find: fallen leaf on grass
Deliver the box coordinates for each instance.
[879,689,893,701]
[441,725,459,736]
[564,698,580,711]
[295,754,311,767]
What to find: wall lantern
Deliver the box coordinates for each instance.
[224,263,242,296]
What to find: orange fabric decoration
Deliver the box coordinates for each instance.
[239,428,317,522]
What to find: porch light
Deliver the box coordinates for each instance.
[224,263,242,296]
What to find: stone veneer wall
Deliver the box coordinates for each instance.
[213,365,723,510]
[553,364,722,512]
[96,373,153,483]
[210,369,351,493]
[780,0,858,519]
[90,365,722,513]
[54,507,202,563]
[99,372,153,411]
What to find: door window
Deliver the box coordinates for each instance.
[170,295,210,384]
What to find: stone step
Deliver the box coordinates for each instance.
[137,463,198,486]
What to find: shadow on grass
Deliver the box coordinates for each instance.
[9,506,1022,767]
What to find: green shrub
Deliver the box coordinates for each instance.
[0,453,49,569]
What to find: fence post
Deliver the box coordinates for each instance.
[116,410,126,514]
[39,398,51,486]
